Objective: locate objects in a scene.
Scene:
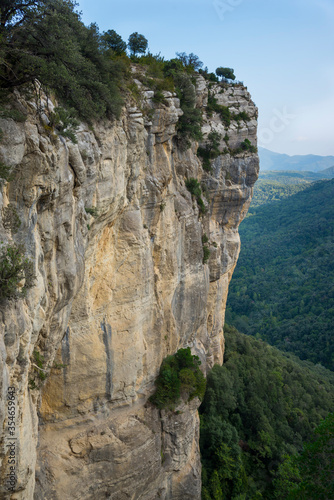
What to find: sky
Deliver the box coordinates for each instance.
[76,0,334,157]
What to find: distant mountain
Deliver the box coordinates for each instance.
[320,165,334,177]
[259,147,334,172]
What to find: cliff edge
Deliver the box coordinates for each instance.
[0,73,258,499]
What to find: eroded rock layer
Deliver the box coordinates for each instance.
[0,75,258,499]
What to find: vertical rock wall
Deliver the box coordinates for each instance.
[0,75,258,499]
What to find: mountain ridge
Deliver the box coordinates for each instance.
[259,146,334,172]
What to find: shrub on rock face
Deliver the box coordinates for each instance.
[185,178,207,214]
[0,244,35,300]
[149,347,206,410]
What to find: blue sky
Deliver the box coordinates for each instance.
[77,0,334,156]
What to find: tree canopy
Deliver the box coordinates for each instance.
[101,29,126,54]
[200,325,334,499]
[128,32,148,56]
[0,0,125,120]
[226,179,334,370]
[176,52,203,71]
[0,0,44,29]
[216,67,236,81]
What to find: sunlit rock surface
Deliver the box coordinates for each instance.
[0,75,258,499]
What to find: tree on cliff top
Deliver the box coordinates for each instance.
[176,52,203,72]
[128,32,148,56]
[0,0,124,120]
[0,0,44,29]
[216,67,236,81]
[102,29,126,54]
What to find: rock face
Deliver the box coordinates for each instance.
[0,76,258,499]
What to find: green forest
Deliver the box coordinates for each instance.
[200,326,334,499]
[202,177,334,498]
[248,170,333,212]
[226,179,334,370]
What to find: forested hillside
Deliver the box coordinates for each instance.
[226,179,334,370]
[249,170,333,211]
[200,326,334,499]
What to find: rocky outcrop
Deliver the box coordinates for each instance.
[0,75,258,499]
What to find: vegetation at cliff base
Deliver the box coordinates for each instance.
[149,347,206,410]
[226,179,334,370]
[274,412,334,499]
[200,325,334,499]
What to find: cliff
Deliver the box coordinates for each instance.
[0,73,258,499]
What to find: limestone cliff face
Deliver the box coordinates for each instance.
[0,75,258,499]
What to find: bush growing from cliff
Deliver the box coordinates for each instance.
[206,94,251,130]
[203,245,210,264]
[163,58,185,79]
[185,178,206,214]
[0,243,35,300]
[197,131,222,171]
[0,162,13,183]
[173,72,203,149]
[199,68,219,83]
[138,52,166,79]
[230,138,257,156]
[149,347,206,410]
[206,94,231,128]
[47,107,79,143]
